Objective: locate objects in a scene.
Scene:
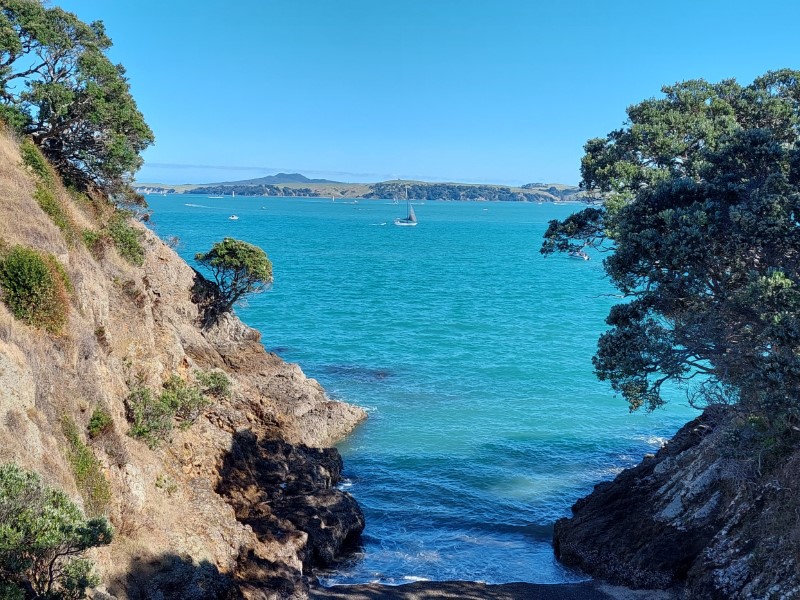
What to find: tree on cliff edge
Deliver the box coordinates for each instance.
[542,69,800,418]
[195,238,273,325]
[0,0,153,195]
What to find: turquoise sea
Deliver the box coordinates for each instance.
[146,195,696,585]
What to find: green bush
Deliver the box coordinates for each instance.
[87,408,112,439]
[21,140,80,245]
[106,212,144,266]
[61,417,112,517]
[124,386,174,449]
[0,463,112,599]
[0,245,71,333]
[161,375,210,429]
[125,377,213,447]
[196,369,231,400]
[19,138,53,183]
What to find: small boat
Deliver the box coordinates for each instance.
[394,187,418,227]
[229,215,239,220]
[569,249,589,260]
[208,195,224,199]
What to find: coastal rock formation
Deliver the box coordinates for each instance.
[218,433,364,570]
[0,130,367,598]
[554,408,800,599]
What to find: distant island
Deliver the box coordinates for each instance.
[135,174,585,203]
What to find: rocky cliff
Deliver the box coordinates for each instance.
[0,129,367,598]
[554,408,800,599]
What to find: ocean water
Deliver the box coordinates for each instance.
[146,195,696,585]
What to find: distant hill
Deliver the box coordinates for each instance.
[215,173,340,185]
[135,175,585,203]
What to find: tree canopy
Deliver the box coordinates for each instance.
[0,463,112,599]
[195,238,273,323]
[541,70,800,416]
[0,0,153,193]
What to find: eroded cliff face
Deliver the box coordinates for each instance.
[0,131,367,598]
[554,408,800,599]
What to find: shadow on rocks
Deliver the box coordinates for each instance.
[114,553,241,600]
[217,429,365,570]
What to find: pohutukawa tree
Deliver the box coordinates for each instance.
[541,69,800,417]
[195,238,273,324]
[0,0,153,193]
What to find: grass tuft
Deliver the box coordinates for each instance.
[61,415,112,517]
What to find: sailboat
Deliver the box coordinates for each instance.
[394,187,418,227]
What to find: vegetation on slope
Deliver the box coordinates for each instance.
[194,238,273,325]
[0,464,112,599]
[0,0,153,196]
[0,245,72,334]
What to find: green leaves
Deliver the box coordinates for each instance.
[195,238,273,323]
[543,70,800,415]
[0,1,153,192]
[0,245,71,333]
[0,463,111,598]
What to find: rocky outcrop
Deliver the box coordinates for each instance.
[0,131,367,598]
[554,408,800,599]
[218,433,364,572]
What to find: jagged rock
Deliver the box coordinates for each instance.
[218,432,364,572]
[554,408,800,598]
[0,131,366,598]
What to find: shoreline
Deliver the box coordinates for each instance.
[310,580,682,600]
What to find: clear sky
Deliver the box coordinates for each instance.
[56,1,800,186]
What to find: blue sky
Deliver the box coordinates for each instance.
[57,1,800,186]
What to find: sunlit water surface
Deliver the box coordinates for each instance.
[147,195,696,585]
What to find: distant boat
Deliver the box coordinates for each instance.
[569,249,589,260]
[208,195,224,199]
[229,215,239,220]
[394,187,417,227]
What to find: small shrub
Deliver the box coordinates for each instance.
[19,138,53,183]
[119,279,146,308]
[0,463,112,598]
[106,212,144,266]
[0,245,71,333]
[34,183,76,241]
[81,229,100,254]
[196,369,231,400]
[87,408,113,439]
[124,377,211,447]
[155,474,177,496]
[21,140,80,245]
[94,326,109,349]
[161,375,209,429]
[125,386,174,449]
[61,417,112,517]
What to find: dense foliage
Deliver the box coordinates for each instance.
[0,463,112,599]
[365,182,575,202]
[0,245,71,333]
[195,238,272,323]
[186,184,317,197]
[541,69,800,417]
[0,0,153,192]
[125,376,212,448]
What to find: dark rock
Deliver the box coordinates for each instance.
[218,430,364,571]
[554,411,724,589]
[553,407,800,598]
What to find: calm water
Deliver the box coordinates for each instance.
[146,195,696,585]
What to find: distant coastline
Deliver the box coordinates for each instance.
[135,173,585,203]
